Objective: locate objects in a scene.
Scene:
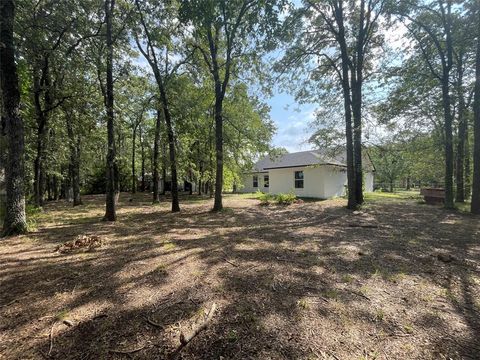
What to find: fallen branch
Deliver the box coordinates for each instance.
[170,303,217,358]
[347,223,379,229]
[345,289,370,301]
[145,316,163,328]
[48,322,56,356]
[223,258,239,267]
[180,303,217,345]
[109,345,146,354]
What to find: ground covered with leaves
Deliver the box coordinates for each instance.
[0,192,479,359]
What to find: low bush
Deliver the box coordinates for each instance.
[275,192,297,205]
[257,191,275,205]
[257,191,297,206]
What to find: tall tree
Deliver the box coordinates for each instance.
[180,0,285,211]
[471,2,480,214]
[104,0,117,221]
[134,0,185,212]
[277,0,386,208]
[397,0,456,208]
[1,0,28,236]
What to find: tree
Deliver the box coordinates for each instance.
[277,0,386,209]
[395,0,457,208]
[133,0,185,212]
[103,0,118,221]
[180,0,285,211]
[471,2,480,214]
[1,0,28,236]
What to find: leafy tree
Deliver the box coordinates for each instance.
[180,0,285,211]
[277,0,387,209]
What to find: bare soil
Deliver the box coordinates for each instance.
[0,193,479,360]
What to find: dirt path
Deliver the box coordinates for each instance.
[0,193,479,359]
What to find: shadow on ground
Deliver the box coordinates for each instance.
[0,193,479,359]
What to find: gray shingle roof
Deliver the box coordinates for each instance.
[253,150,347,171]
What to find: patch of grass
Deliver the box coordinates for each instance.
[324,289,339,300]
[154,263,168,275]
[226,329,238,343]
[403,324,414,334]
[297,298,310,310]
[455,201,471,213]
[365,191,422,202]
[387,271,406,283]
[162,241,176,251]
[55,309,70,321]
[374,309,385,322]
[341,274,354,283]
[359,285,370,297]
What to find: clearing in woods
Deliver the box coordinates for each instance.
[0,192,479,359]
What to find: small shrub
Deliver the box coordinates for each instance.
[275,192,297,205]
[257,191,274,205]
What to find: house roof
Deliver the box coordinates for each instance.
[252,149,348,171]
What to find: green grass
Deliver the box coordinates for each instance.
[365,190,422,201]
[455,201,471,213]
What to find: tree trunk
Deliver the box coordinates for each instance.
[158,84,180,212]
[131,126,137,194]
[442,78,455,209]
[471,7,480,213]
[213,93,224,211]
[455,60,466,203]
[152,109,161,203]
[103,0,117,221]
[1,0,28,236]
[140,126,146,192]
[465,122,471,199]
[351,79,364,205]
[66,112,82,206]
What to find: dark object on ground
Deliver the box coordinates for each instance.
[55,235,102,253]
[420,188,445,204]
[437,253,456,263]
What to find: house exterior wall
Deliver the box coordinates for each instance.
[240,167,374,198]
[365,171,374,192]
[240,172,269,193]
[269,165,347,198]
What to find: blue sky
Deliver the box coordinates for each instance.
[265,91,316,153]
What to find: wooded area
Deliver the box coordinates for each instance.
[0,1,480,358]
[1,0,480,234]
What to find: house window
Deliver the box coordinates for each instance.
[294,171,304,188]
[264,175,269,188]
[253,175,258,188]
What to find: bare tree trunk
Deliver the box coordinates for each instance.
[162,139,167,196]
[152,109,161,203]
[104,0,117,221]
[442,77,455,209]
[159,86,180,212]
[455,59,466,203]
[465,122,471,199]
[140,125,146,192]
[472,6,480,214]
[213,94,223,211]
[66,111,82,206]
[131,126,137,194]
[1,0,27,236]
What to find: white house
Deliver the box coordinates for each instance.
[240,150,375,198]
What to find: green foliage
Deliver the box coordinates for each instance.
[256,191,296,205]
[275,192,297,205]
[257,191,275,205]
